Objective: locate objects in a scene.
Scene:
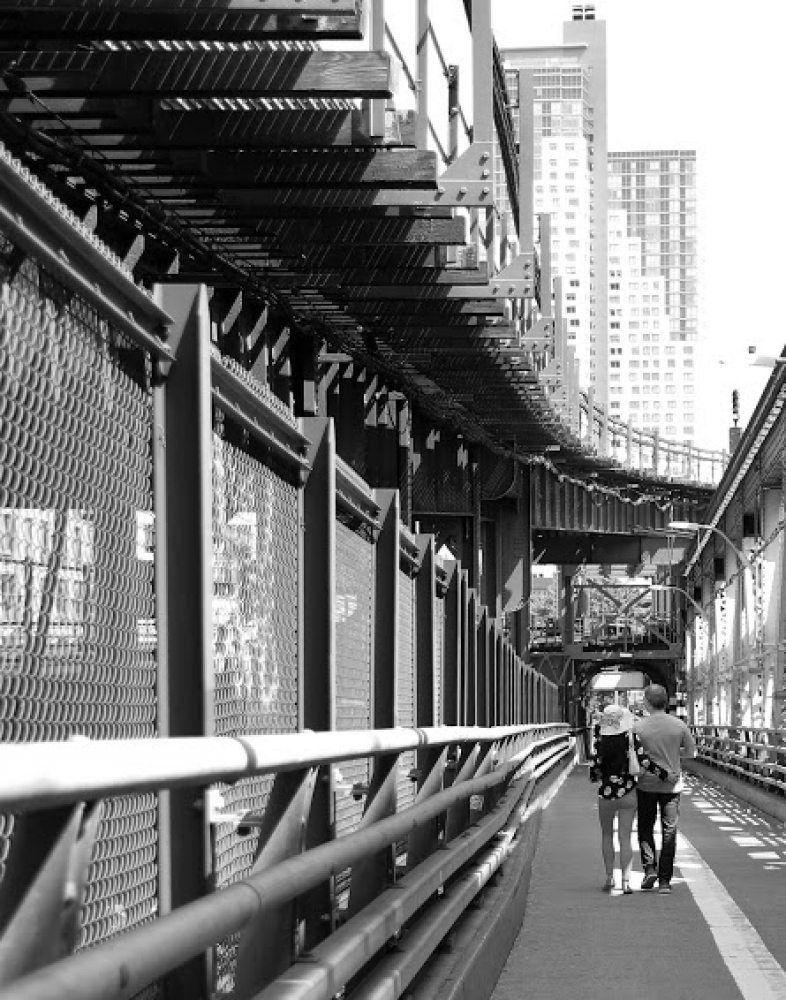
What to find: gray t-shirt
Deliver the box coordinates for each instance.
[634,713,696,793]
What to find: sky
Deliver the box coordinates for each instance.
[488,0,786,451]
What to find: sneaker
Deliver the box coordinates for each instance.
[641,872,658,890]
[658,882,672,894]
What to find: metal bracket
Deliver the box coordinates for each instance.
[233,768,319,1000]
[519,315,555,352]
[538,359,563,387]
[432,141,495,208]
[0,800,103,988]
[488,251,537,299]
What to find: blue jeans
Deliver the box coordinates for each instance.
[636,789,681,883]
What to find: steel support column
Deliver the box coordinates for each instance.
[154,283,214,1000]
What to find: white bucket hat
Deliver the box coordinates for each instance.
[598,705,634,736]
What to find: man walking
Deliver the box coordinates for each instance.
[634,684,696,894]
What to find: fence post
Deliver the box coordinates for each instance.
[153,284,215,1000]
[442,562,460,727]
[300,416,337,948]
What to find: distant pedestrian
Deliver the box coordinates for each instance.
[634,684,696,894]
[589,705,670,894]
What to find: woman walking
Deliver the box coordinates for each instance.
[589,704,670,893]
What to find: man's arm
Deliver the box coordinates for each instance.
[681,723,697,759]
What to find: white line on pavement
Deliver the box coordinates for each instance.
[678,831,786,1000]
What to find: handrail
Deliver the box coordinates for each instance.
[0,726,573,1000]
[278,740,573,1000]
[0,724,567,812]
[577,391,728,485]
[691,725,786,791]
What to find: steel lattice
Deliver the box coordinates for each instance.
[0,236,158,949]
[210,424,300,994]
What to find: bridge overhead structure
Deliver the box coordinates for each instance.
[0,3,724,997]
[681,351,786,732]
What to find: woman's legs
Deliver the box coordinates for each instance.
[597,799,617,880]
[617,794,638,885]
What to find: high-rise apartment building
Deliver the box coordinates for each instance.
[501,6,608,407]
[607,151,698,443]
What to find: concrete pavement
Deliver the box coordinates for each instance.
[490,768,786,1000]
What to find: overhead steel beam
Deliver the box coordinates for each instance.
[0,10,363,41]
[0,50,393,100]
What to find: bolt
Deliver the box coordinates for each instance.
[480,152,490,161]
[481,169,490,178]
[459,186,467,195]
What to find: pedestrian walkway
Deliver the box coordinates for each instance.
[491,768,786,1000]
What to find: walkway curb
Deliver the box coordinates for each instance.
[685,759,786,825]
[410,755,576,1000]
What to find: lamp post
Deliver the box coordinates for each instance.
[667,520,748,570]
[650,583,706,620]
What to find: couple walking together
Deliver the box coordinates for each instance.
[589,684,696,895]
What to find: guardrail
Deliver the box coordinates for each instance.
[0,724,573,1000]
[691,725,786,793]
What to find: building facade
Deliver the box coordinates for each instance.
[502,6,609,408]
[607,151,699,444]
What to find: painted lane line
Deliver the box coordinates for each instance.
[677,832,786,1000]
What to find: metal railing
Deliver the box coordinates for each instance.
[0,724,573,1000]
[691,725,786,793]
[581,393,728,486]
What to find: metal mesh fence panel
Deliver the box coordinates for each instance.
[210,420,300,995]
[397,570,416,812]
[434,595,445,725]
[0,236,158,949]
[334,520,373,907]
